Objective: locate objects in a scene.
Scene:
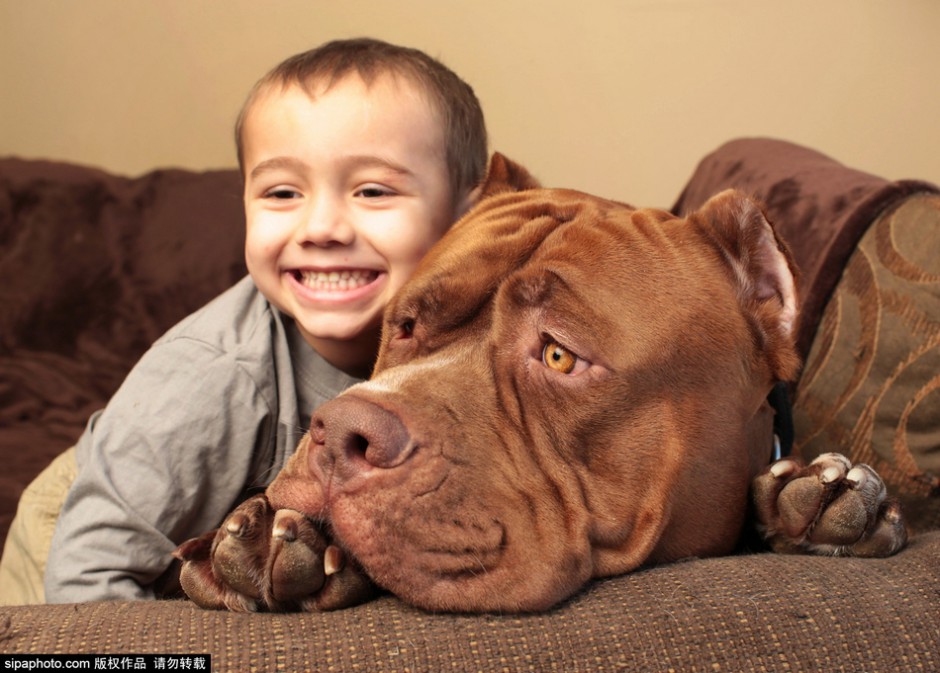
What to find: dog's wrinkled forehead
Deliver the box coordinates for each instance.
[381,188,626,342]
[372,189,704,388]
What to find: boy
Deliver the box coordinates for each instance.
[1,37,487,603]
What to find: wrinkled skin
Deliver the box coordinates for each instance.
[175,154,907,613]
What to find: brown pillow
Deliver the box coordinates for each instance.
[672,137,938,360]
[793,194,940,533]
[0,158,246,545]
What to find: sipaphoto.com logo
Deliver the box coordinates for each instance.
[1,655,211,672]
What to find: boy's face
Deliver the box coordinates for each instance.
[241,74,458,375]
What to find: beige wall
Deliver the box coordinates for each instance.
[1,0,938,207]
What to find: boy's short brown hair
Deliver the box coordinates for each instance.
[236,38,488,199]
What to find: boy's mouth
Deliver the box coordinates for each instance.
[291,269,380,292]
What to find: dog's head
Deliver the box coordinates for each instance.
[269,154,800,612]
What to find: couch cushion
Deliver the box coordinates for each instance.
[0,158,246,545]
[794,194,940,532]
[2,531,938,670]
[673,138,939,359]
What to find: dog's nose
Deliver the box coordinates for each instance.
[312,395,414,473]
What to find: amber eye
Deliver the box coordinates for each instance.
[542,341,577,374]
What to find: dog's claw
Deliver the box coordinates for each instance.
[769,459,798,479]
[175,495,377,612]
[845,466,867,488]
[324,545,345,576]
[272,515,298,542]
[224,512,249,537]
[752,452,908,557]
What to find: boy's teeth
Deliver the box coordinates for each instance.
[296,269,377,291]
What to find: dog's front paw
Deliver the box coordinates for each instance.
[173,494,376,611]
[752,453,908,557]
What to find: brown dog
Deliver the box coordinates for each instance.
[175,155,907,613]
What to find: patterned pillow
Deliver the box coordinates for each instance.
[793,194,940,533]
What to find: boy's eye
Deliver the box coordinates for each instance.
[355,185,394,199]
[265,188,302,200]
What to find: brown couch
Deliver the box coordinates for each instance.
[1,139,938,671]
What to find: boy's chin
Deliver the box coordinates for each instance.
[294,316,381,343]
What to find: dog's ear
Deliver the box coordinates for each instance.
[691,189,801,382]
[478,152,542,198]
[455,153,539,218]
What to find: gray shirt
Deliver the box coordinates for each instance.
[44,276,361,602]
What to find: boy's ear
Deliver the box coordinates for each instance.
[690,189,801,382]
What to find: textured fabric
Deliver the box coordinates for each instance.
[794,194,940,532]
[2,532,939,671]
[0,159,246,547]
[44,277,360,603]
[0,448,75,606]
[672,138,939,359]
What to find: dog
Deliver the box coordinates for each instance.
[174,154,907,613]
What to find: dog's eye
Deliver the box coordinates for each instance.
[397,319,415,340]
[542,341,577,374]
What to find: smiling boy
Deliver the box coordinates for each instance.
[242,72,471,377]
[29,38,488,603]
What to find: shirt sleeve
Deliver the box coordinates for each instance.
[44,337,276,603]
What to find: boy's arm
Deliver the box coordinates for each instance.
[44,339,278,603]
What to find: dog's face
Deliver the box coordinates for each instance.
[267,155,800,612]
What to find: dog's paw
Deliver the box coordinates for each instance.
[752,453,908,557]
[173,494,376,611]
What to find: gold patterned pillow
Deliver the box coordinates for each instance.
[794,194,940,533]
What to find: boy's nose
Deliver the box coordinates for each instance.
[296,196,355,247]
